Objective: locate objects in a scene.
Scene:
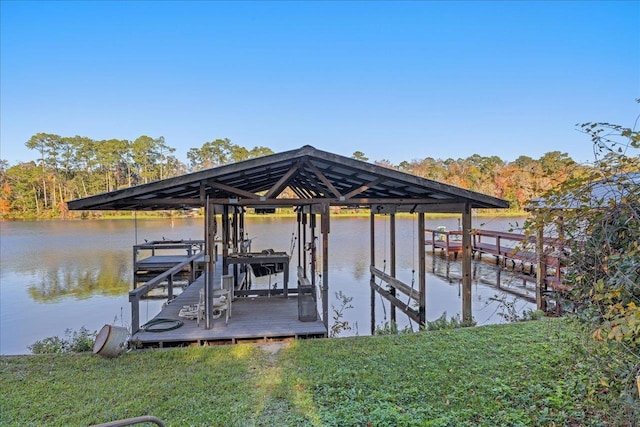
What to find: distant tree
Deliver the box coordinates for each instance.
[95,139,130,191]
[352,151,369,162]
[187,138,234,170]
[0,160,10,216]
[131,136,173,183]
[248,146,274,159]
[229,145,250,163]
[25,133,62,209]
[154,136,176,180]
[4,162,41,215]
[537,151,578,192]
[187,139,273,170]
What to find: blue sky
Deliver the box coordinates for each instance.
[1,1,638,166]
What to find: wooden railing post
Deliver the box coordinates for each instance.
[536,226,547,312]
[129,293,140,334]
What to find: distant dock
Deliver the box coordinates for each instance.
[425,228,569,293]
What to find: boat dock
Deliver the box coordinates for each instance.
[129,243,326,349]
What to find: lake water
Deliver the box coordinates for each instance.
[0,215,534,355]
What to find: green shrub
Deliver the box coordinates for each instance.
[28,327,97,354]
[426,311,476,331]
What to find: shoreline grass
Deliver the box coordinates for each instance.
[1,319,636,426]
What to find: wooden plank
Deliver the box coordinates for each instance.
[425,239,463,252]
[370,266,420,302]
[133,295,326,345]
[370,280,420,324]
[137,255,197,269]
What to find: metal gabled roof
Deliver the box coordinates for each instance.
[67,145,509,212]
[527,172,640,210]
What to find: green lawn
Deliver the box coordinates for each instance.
[1,319,635,426]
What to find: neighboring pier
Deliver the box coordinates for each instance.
[425,227,570,312]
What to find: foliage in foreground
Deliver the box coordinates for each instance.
[526,109,640,399]
[1,319,637,426]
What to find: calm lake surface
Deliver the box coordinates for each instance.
[0,216,534,355]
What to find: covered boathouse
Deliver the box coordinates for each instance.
[68,145,509,347]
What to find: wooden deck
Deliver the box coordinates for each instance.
[137,255,202,270]
[131,274,327,348]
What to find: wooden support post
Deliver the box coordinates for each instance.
[205,198,215,329]
[222,205,230,275]
[390,213,397,323]
[370,211,376,335]
[167,275,174,301]
[418,212,426,327]
[297,210,302,276]
[321,204,330,330]
[132,247,138,290]
[232,208,239,251]
[536,224,547,312]
[302,212,307,278]
[238,207,246,252]
[462,202,472,324]
[310,213,316,289]
[232,207,239,288]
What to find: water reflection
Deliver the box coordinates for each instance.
[27,252,130,302]
[428,253,536,303]
[0,216,533,354]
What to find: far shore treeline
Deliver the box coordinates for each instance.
[1,133,590,219]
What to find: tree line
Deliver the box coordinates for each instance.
[0,131,607,218]
[0,134,273,218]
